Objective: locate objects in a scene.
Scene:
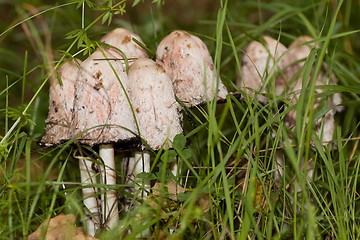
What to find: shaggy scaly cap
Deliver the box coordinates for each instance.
[156,30,228,107]
[128,58,183,150]
[41,59,81,146]
[72,49,137,146]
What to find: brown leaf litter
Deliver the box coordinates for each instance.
[28,213,97,240]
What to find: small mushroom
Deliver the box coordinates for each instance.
[100,28,148,67]
[73,49,137,231]
[127,58,183,201]
[129,58,183,150]
[40,60,101,237]
[285,36,343,144]
[274,36,343,186]
[156,30,228,107]
[236,36,295,103]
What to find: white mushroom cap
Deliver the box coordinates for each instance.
[285,36,343,144]
[288,36,317,68]
[236,36,295,103]
[72,49,137,146]
[128,58,183,150]
[41,59,82,146]
[156,30,228,107]
[100,28,148,67]
[288,36,341,92]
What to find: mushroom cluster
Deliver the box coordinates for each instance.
[236,35,342,144]
[41,27,342,236]
[284,36,343,144]
[236,35,343,185]
[41,28,229,236]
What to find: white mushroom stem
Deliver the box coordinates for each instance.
[125,151,150,238]
[126,152,151,203]
[170,161,178,177]
[79,158,100,237]
[99,144,118,229]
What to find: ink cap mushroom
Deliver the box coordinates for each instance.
[156,30,228,107]
[285,35,343,144]
[236,36,296,103]
[274,36,343,185]
[128,58,183,151]
[40,59,101,237]
[73,49,137,231]
[127,57,183,200]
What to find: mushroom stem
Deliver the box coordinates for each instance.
[99,144,118,229]
[79,158,100,237]
[126,151,150,202]
[126,151,150,238]
[170,161,179,177]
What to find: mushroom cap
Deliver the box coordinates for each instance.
[156,30,228,107]
[100,28,148,66]
[287,36,340,89]
[128,58,183,150]
[236,36,296,102]
[72,49,137,146]
[40,59,82,146]
[287,35,342,101]
[288,35,317,67]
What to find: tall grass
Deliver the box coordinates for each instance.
[1,0,360,239]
